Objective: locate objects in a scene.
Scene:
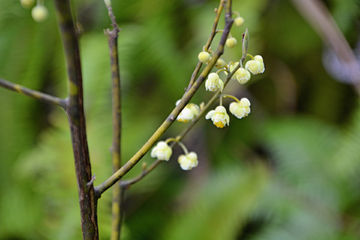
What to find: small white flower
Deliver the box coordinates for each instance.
[205,73,224,92]
[176,100,200,122]
[245,60,261,75]
[245,55,265,75]
[235,68,251,84]
[254,55,265,73]
[151,141,172,161]
[178,152,198,170]
[229,98,251,119]
[205,106,230,128]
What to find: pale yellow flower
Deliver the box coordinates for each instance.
[245,55,265,75]
[229,98,251,119]
[151,141,172,161]
[176,100,200,122]
[205,73,224,92]
[205,106,230,128]
[235,68,251,84]
[254,55,265,73]
[178,152,198,170]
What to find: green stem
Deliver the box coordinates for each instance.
[0,78,67,109]
[95,5,234,195]
[177,141,189,155]
[187,0,226,90]
[222,94,240,103]
[117,5,236,188]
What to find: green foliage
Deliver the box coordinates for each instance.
[1,0,360,240]
[162,164,269,240]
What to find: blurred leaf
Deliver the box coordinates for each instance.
[162,164,269,240]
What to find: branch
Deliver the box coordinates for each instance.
[187,0,226,90]
[121,55,240,187]
[95,0,234,196]
[0,78,67,109]
[291,0,360,94]
[103,0,123,239]
[54,0,98,239]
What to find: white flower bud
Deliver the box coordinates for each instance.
[21,0,35,8]
[198,51,211,63]
[32,5,49,23]
[236,68,251,84]
[234,17,244,27]
[226,37,237,48]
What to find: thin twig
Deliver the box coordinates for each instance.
[187,0,226,90]
[104,0,118,29]
[0,78,67,109]
[291,0,360,94]
[103,0,123,239]
[95,1,234,195]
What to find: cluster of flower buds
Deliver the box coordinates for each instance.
[20,0,49,23]
[150,11,264,171]
[200,14,264,128]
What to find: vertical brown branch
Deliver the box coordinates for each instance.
[103,0,123,239]
[106,26,123,240]
[54,0,98,239]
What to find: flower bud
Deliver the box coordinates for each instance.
[20,0,35,8]
[31,5,48,23]
[245,60,261,75]
[234,17,244,27]
[235,68,251,84]
[215,58,226,69]
[226,37,237,48]
[198,51,211,63]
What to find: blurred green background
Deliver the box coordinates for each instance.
[1,0,360,239]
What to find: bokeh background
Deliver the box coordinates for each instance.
[1,0,360,239]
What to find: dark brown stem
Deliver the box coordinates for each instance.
[103,1,123,238]
[54,0,98,239]
[0,78,67,109]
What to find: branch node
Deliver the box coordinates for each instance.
[87,174,96,188]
